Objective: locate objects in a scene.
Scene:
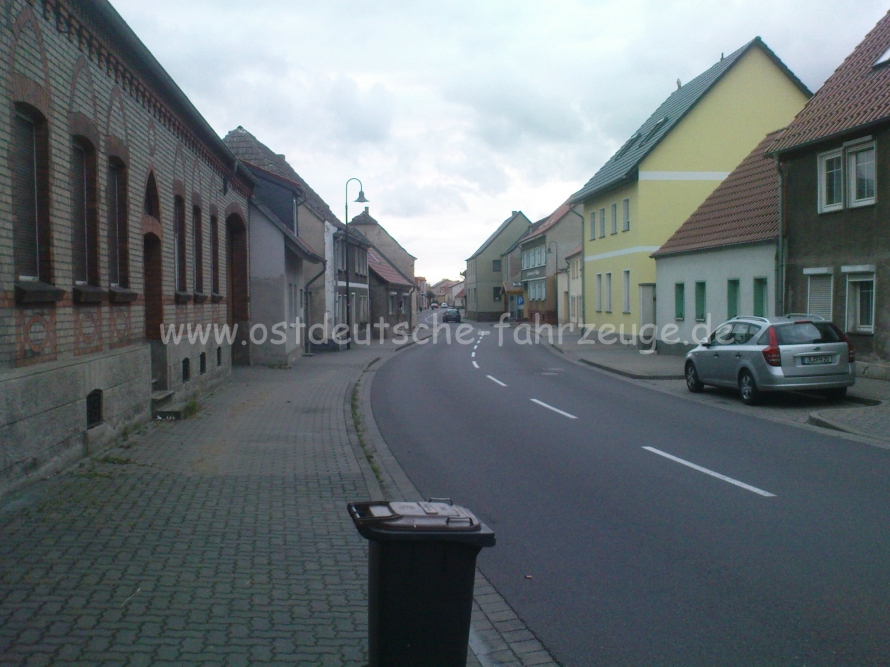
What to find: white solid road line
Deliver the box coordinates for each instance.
[642,447,777,497]
[530,399,578,419]
[472,361,480,369]
[471,352,476,357]
[487,375,507,387]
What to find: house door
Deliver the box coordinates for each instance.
[143,232,166,388]
[639,283,656,350]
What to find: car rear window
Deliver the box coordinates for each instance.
[760,322,843,345]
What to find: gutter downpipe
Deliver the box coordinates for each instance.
[303,263,327,355]
[775,156,786,316]
[566,205,586,330]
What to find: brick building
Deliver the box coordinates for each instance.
[0,0,253,490]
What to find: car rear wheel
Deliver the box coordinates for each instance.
[738,370,761,406]
[685,361,703,393]
[822,387,847,402]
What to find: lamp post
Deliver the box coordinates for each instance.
[344,178,368,350]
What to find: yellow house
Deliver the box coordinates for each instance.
[570,38,810,338]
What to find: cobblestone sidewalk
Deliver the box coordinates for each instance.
[0,342,554,666]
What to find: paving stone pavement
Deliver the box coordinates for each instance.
[0,341,555,667]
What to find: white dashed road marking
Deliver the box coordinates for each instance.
[487,375,507,387]
[472,361,479,369]
[530,399,578,420]
[642,447,776,497]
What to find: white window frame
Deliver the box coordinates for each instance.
[599,207,606,238]
[589,210,596,240]
[595,273,602,312]
[622,198,630,231]
[622,270,630,313]
[604,272,612,312]
[610,203,618,234]
[817,149,844,213]
[847,143,876,208]
[845,271,876,334]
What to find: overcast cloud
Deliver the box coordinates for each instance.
[113,0,888,283]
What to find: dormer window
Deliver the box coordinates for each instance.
[874,46,890,67]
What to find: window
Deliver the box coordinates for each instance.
[210,215,219,294]
[727,279,740,319]
[182,358,190,383]
[86,390,103,428]
[217,346,222,367]
[848,145,876,207]
[674,283,685,320]
[846,274,875,333]
[807,273,833,319]
[174,196,186,292]
[610,203,617,234]
[695,282,706,321]
[492,259,501,273]
[71,138,98,285]
[200,352,207,375]
[595,274,602,312]
[589,211,596,240]
[107,160,128,287]
[753,278,767,317]
[622,270,630,313]
[13,108,50,283]
[622,198,630,231]
[493,286,502,301]
[193,206,203,293]
[144,172,160,219]
[818,150,843,213]
[599,207,606,238]
[604,273,612,312]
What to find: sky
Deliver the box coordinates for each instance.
[113,0,889,284]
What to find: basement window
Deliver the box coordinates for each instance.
[182,358,190,383]
[86,390,103,428]
[200,352,207,375]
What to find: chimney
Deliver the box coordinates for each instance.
[365,206,369,214]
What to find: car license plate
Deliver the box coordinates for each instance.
[802,355,831,365]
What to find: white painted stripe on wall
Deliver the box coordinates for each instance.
[584,246,661,262]
[639,171,730,181]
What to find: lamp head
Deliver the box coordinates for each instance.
[355,190,369,203]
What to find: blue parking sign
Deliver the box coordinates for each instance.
[517,296,524,305]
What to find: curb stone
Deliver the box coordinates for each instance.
[356,340,561,667]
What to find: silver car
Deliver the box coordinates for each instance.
[684,315,855,405]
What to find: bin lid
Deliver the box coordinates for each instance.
[347,500,496,546]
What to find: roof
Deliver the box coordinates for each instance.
[653,129,783,258]
[455,288,466,298]
[467,211,531,260]
[571,38,809,204]
[503,216,549,256]
[224,127,341,225]
[565,243,582,258]
[520,202,579,244]
[772,11,890,153]
[250,198,324,264]
[349,207,417,259]
[368,248,414,288]
[86,3,252,190]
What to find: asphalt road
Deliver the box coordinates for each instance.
[372,313,890,667]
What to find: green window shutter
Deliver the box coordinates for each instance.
[727,279,739,319]
[753,278,767,317]
[674,283,685,319]
[695,282,706,321]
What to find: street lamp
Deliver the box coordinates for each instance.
[344,178,368,350]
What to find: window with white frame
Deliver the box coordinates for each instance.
[846,273,875,333]
[622,270,630,313]
[595,274,602,312]
[599,207,606,238]
[589,211,596,240]
[604,272,612,312]
[622,198,630,231]
[818,149,843,213]
[610,203,617,234]
[848,144,876,207]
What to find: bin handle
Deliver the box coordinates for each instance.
[347,502,402,525]
[446,516,473,526]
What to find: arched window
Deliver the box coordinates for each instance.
[71,136,98,286]
[143,172,160,219]
[174,196,186,293]
[193,205,203,293]
[13,105,51,284]
[107,158,128,287]
[210,214,219,295]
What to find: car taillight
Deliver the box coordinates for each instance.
[839,330,855,363]
[762,326,781,367]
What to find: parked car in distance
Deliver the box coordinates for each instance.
[442,308,461,323]
[684,315,855,405]
[431,303,439,309]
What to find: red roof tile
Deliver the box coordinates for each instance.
[772,11,890,152]
[368,249,413,288]
[653,129,783,257]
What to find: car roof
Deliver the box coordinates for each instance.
[724,314,827,326]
